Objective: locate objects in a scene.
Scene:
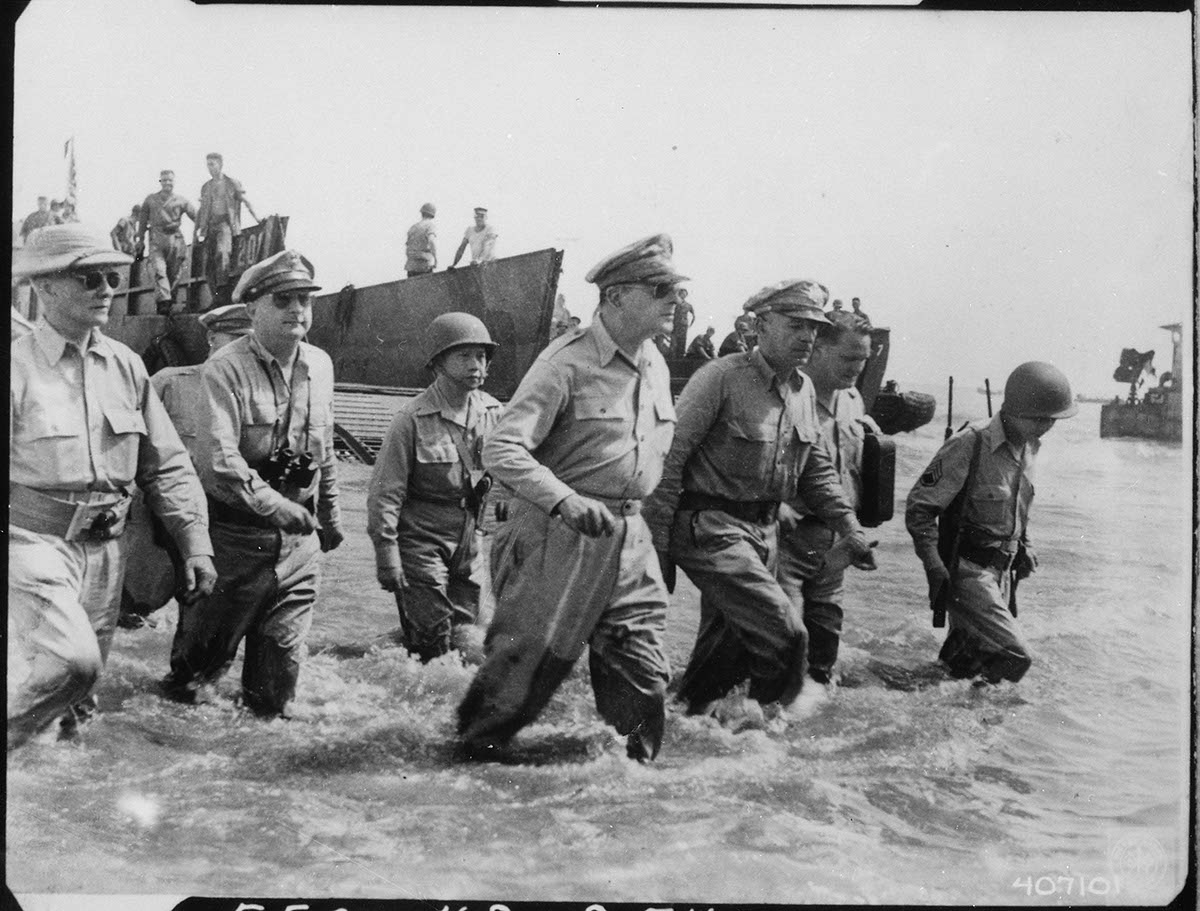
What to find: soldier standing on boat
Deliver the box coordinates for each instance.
[366,313,502,662]
[905,361,1077,684]
[119,304,254,629]
[776,311,879,695]
[645,280,875,730]
[162,250,343,717]
[197,153,259,297]
[110,205,140,256]
[456,233,686,761]
[138,169,198,314]
[8,225,216,749]
[405,203,438,277]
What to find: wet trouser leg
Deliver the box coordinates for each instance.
[7,527,126,749]
[457,500,669,755]
[396,501,482,661]
[168,522,320,714]
[672,509,807,711]
[941,558,1031,683]
[777,517,845,684]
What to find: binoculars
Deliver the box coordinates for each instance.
[258,446,317,492]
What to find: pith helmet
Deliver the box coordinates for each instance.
[13,223,134,279]
[1002,361,1078,419]
[425,312,497,368]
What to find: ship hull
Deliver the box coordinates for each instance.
[1100,398,1183,441]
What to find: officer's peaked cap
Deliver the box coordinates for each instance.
[585,233,690,290]
[233,249,321,303]
[743,279,831,324]
[199,303,253,335]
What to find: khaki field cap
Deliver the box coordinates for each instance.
[585,233,690,290]
[14,223,134,279]
[233,249,322,303]
[199,303,253,336]
[743,279,831,324]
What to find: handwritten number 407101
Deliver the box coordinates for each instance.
[1011,875,1120,897]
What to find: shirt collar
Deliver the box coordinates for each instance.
[983,411,1040,458]
[416,380,477,422]
[749,347,803,394]
[248,335,307,374]
[590,312,652,371]
[33,319,112,364]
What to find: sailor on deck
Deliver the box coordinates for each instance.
[456,233,686,761]
[138,169,198,314]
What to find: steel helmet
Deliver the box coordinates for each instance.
[1001,361,1078,419]
[425,312,497,368]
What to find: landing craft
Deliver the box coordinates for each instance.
[1099,323,1183,442]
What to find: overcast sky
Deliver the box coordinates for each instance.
[13,0,1194,396]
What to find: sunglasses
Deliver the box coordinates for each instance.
[619,282,679,300]
[64,270,122,291]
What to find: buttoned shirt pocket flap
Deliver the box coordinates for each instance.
[104,408,148,436]
[970,486,1012,530]
[654,398,678,424]
[730,416,779,443]
[574,394,630,421]
[415,438,459,465]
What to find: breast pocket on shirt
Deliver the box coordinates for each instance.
[22,407,82,481]
[103,407,148,477]
[242,396,279,459]
[725,416,779,482]
[971,485,1012,530]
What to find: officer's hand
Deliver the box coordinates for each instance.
[555,494,616,538]
[377,565,407,592]
[777,502,801,535]
[1014,546,1037,580]
[274,500,319,535]
[925,562,951,604]
[657,550,677,594]
[845,529,878,571]
[318,523,345,553]
[179,555,218,604]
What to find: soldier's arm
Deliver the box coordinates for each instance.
[236,180,259,223]
[134,365,213,560]
[904,431,973,570]
[481,358,571,512]
[643,361,724,552]
[795,439,859,537]
[366,407,417,576]
[313,364,340,534]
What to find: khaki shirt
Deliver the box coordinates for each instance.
[197,174,248,236]
[645,348,856,551]
[366,382,502,571]
[140,191,197,237]
[9,321,211,557]
[482,316,676,514]
[196,336,340,528]
[405,218,437,271]
[905,413,1038,569]
[151,364,204,462]
[789,385,877,518]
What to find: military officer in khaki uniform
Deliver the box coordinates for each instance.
[8,224,216,749]
[163,250,343,717]
[906,362,1077,684]
[457,234,687,761]
[777,311,879,688]
[645,279,875,729]
[367,312,503,662]
[120,304,254,629]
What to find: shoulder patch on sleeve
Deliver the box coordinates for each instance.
[919,459,943,487]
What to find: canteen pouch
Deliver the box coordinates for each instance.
[857,429,895,528]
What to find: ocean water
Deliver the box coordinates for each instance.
[7,401,1192,907]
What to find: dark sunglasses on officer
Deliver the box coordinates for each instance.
[60,269,122,291]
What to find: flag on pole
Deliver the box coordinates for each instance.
[64,136,77,219]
